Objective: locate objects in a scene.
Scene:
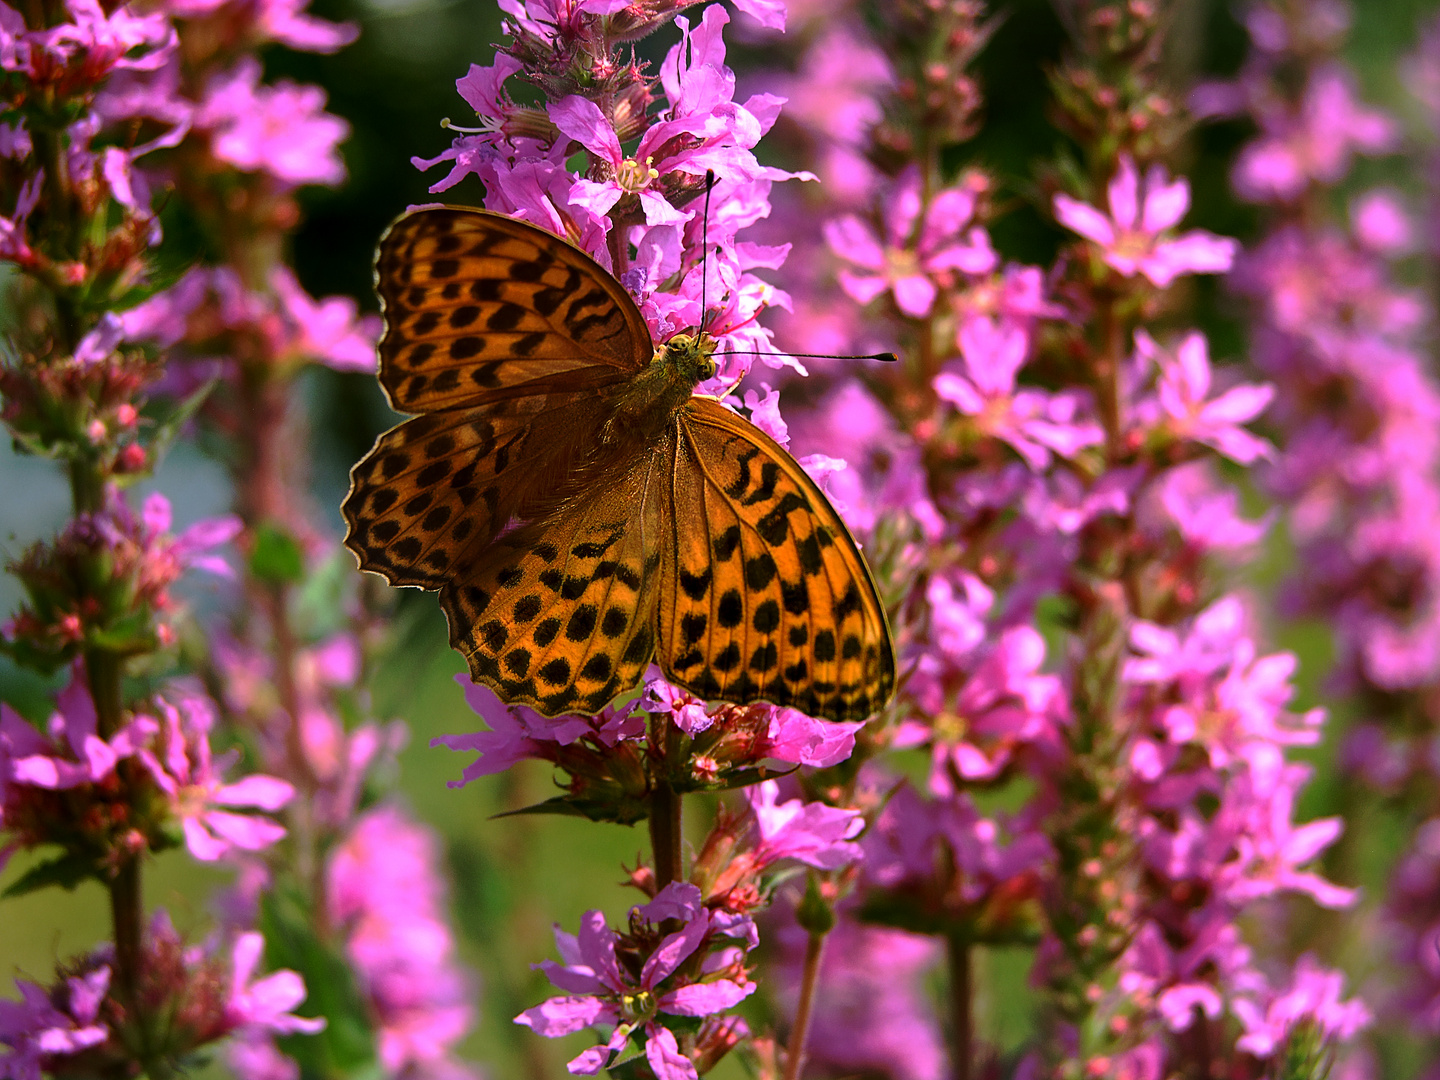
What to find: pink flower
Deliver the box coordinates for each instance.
[226,933,325,1036]
[641,675,715,736]
[269,268,380,372]
[761,708,863,768]
[899,625,1068,792]
[1233,67,1396,204]
[1133,330,1274,463]
[1053,156,1238,288]
[432,676,642,786]
[3,671,155,792]
[744,780,863,871]
[826,167,996,317]
[0,967,110,1080]
[327,806,477,1076]
[1232,955,1370,1057]
[0,0,175,82]
[196,58,348,186]
[934,316,1103,469]
[517,883,755,1080]
[548,95,695,227]
[137,693,293,862]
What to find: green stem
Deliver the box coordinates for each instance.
[649,779,683,890]
[783,931,826,1080]
[108,857,143,1006]
[648,713,685,889]
[69,455,105,515]
[947,932,972,1080]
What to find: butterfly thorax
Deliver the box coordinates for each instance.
[601,331,718,445]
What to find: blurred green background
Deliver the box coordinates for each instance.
[4,0,1440,1075]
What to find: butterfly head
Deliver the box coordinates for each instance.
[658,331,719,388]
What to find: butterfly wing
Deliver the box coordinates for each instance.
[656,398,897,723]
[344,207,655,589]
[373,206,652,412]
[440,453,665,718]
[435,398,896,723]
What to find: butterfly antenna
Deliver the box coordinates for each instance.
[700,169,716,335]
[721,349,901,363]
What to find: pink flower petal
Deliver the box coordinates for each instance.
[1053,194,1115,246]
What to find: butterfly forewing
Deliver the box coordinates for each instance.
[375,208,651,413]
[657,399,896,723]
[441,457,664,718]
[346,207,654,588]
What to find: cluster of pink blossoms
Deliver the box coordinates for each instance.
[1200,0,1440,1064]
[715,1,1372,1076]
[0,0,479,1066]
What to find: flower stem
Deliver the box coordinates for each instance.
[649,713,685,889]
[109,857,143,1006]
[783,930,827,1080]
[947,932,972,1080]
[649,778,683,890]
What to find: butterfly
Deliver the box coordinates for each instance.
[342,206,896,723]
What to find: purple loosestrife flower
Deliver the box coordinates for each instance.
[825,167,995,317]
[433,675,640,785]
[1053,156,1238,288]
[1144,462,1271,554]
[327,805,477,1077]
[137,692,293,862]
[1231,955,1370,1058]
[898,623,1068,792]
[1,671,154,796]
[743,779,863,871]
[1230,67,1395,204]
[517,883,755,1080]
[194,58,348,186]
[863,779,1052,915]
[0,968,110,1080]
[227,932,325,1037]
[934,316,1103,470]
[161,0,357,53]
[0,0,176,85]
[1132,331,1274,464]
[120,265,380,375]
[761,23,890,203]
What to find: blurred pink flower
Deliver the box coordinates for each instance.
[827,167,995,317]
[1054,156,1237,287]
[327,805,477,1077]
[227,933,325,1036]
[138,693,293,862]
[196,57,348,186]
[1133,330,1274,463]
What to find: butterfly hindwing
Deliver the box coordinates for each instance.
[657,398,896,723]
[440,455,665,717]
[344,404,541,588]
[375,208,652,413]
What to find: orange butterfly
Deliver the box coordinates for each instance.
[343,206,896,723]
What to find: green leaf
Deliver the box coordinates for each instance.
[492,793,649,826]
[146,378,217,473]
[2,852,99,898]
[250,523,306,585]
[605,1053,652,1080]
[673,765,795,795]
